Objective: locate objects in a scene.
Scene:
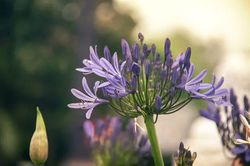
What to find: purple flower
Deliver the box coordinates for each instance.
[82,116,151,163]
[156,96,162,112]
[69,33,229,119]
[176,64,211,96]
[200,102,220,124]
[77,46,128,98]
[200,89,250,164]
[202,75,230,106]
[67,77,108,119]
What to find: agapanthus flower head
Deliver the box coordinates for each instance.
[200,89,250,164]
[68,33,229,119]
[83,116,151,165]
[173,142,197,166]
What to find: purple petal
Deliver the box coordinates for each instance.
[190,90,206,98]
[214,77,224,89]
[188,69,208,85]
[121,39,131,58]
[231,145,247,155]
[112,52,121,75]
[100,58,117,75]
[93,81,100,95]
[210,74,216,85]
[67,102,84,109]
[92,68,110,78]
[76,67,92,74]
[71,89,94,101]
[198,83,212,90]
[187,64,195,80]
[86,107,94,119]
[98,82,110,88]
[120,61,126,71]
[104,46,111,61]
[83,59,102,70]
[82,77,96,98]
[89,46,101,66]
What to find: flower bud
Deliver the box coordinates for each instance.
[164,38,171,57]
[184,47,191,70]
[156,96,162,112]
[145,60,151,80]
[132,43,140,63]
[29,107,48,165]
[138,32,144,43]
[131,75,137,93]
[132,63,140,76]
[121,39,132,60]
[104,46,111,62]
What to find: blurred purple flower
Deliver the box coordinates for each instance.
[82,116,151,158]
[200,89,250,164]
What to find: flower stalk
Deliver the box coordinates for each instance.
[144,115,164,166]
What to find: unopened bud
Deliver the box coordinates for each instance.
[138,32,144,43]
[29,107,48,165]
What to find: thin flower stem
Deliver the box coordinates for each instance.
[144,115,164,166]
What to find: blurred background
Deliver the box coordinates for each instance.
[0,0,250,165]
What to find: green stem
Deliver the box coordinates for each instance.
[144,115,164,166]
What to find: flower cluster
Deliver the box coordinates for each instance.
[200,89,250,164]
[68,33,229,119]
[173,142,197,166]
[83,116,151,165]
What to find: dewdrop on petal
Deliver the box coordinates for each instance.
[29,107,48,165]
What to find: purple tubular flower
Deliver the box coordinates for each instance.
[164,38,172,67]
[132,43,140,62]
[131,75,137,93]
[104,46,111,62]
[172,69,178,85]
[156,96,162,112]
[131,63,140,76]
[184,47,191,70]
[145,60,151,79]
[121,39,131,58]
[164,38,171,57]
[68,77,108,119]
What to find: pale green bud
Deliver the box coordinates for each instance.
[29,107,48,165]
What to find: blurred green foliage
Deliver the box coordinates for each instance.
[0,0,135,165]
